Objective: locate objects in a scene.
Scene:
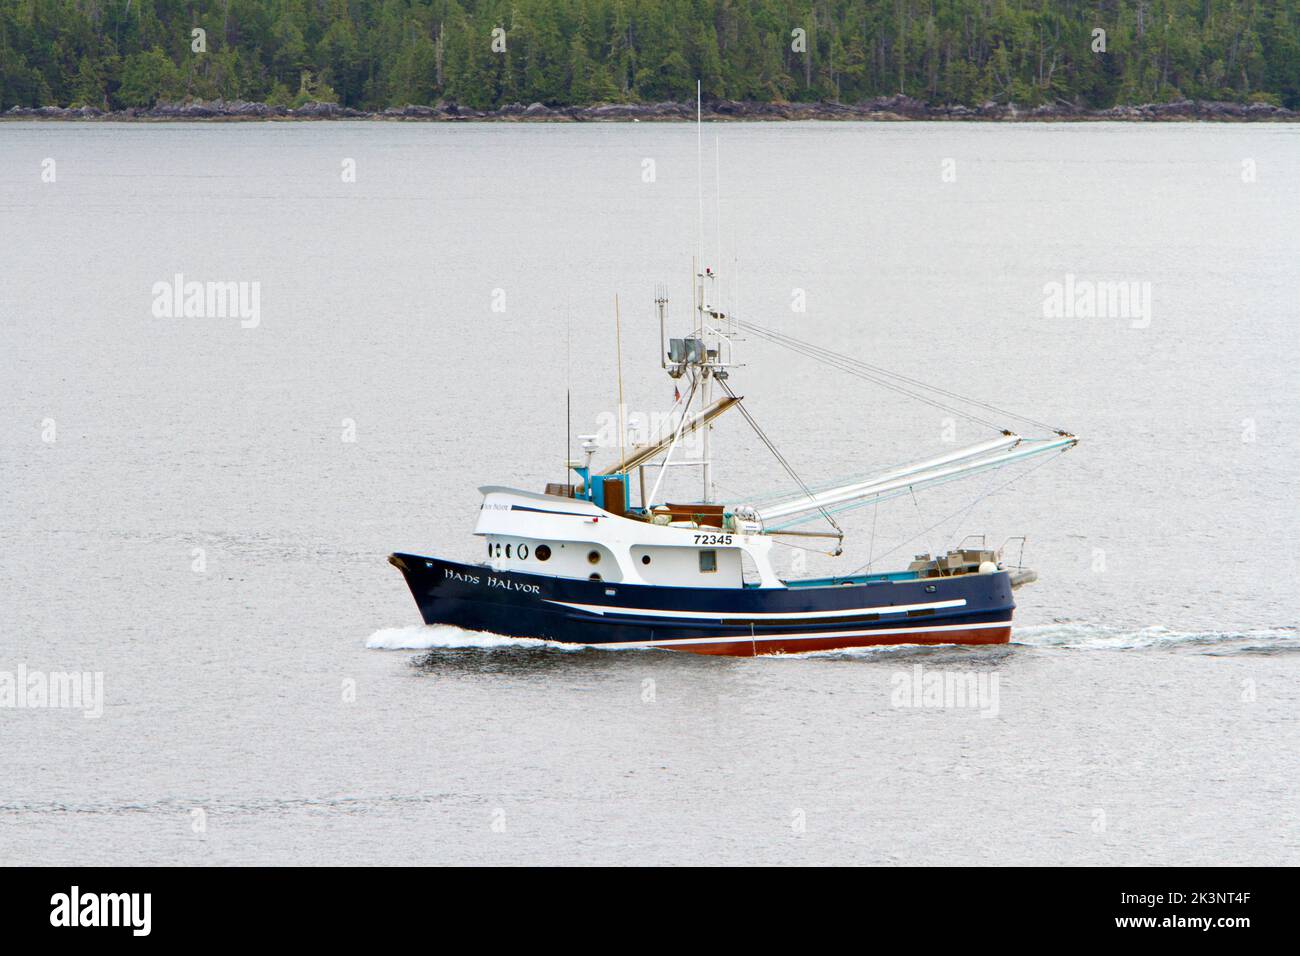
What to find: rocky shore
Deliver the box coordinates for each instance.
[5,93,1296,122]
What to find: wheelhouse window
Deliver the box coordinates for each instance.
[699,549,717,573]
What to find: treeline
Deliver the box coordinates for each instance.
[2,0,1297,112]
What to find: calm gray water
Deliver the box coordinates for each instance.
[1,121,1296,865]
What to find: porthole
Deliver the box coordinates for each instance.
[505,544,512,559]
[518,544,529,560]
[587,550,601,565]
[641,555,651,565]
[589,573,602,582]
[487,542,492,557]
[535,544,552,562]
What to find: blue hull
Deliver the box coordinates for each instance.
[389,553,1015,655]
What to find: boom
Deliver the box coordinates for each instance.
[754,434,1077,526]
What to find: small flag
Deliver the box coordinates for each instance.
[673,385,681,402]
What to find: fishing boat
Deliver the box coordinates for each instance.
[389,267,1078,656]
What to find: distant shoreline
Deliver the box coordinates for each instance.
[6,95,1297,123]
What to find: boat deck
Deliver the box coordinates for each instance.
[774,570,921,588]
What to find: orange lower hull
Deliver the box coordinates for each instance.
[668,625,1013,656]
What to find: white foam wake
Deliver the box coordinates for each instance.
[365,622,1297,656]
[1014,623,1298,653]
[365,624,584,652]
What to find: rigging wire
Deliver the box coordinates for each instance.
[739,316,1064,432]
[734,317,1068,435]
[767,536,842,557]
[645,374,699,507]
[908,485,935,560]
[717,377,843,540]
[737,322,1007,432]
[840,448,1067,578]
[868,497,879,573]
[943,465,1007,552]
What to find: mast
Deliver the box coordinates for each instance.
[695,79,711,503]
[656,287,668,370]
[651,262,740,510]
[699,267,712,502]
[614,295,626,472]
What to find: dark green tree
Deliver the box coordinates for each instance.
[2,0,1297,112]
